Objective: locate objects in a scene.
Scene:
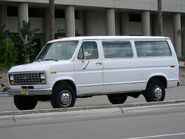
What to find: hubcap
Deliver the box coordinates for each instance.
[153,86,162,100]
[60,90,72,107]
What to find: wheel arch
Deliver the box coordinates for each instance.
[52,79,77,96]
[146,75,167,89]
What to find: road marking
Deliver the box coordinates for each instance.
[125,132,185,139]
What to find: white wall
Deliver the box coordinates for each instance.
[163,15,174,42]
[7,16,82,35]
[7,17,44,33]
[30,17,44,33]
[7,17,18,32]
[85,10,106,36]
[128,22,142,36]
[6,12,175,40]
[115,13,120,35]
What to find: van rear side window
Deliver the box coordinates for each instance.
[102,41,133,58]
[135,41,172,57]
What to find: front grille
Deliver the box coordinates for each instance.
[13,73,41,85]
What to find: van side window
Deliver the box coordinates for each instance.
[102,41,133,58]
[78,41,99,60]
[135,41,172,57]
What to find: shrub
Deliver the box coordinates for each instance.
[17,21,39,63]
[0,25,10,63]
[0,21,39,70]
[0,38,17,70]
[178,56,185,62]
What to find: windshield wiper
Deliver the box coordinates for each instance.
[42,59,58,61]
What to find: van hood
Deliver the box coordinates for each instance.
[8,61,57,73]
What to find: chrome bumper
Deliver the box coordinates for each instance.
[7,88,52,96]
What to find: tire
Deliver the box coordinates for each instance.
[14,96,37,110]
[107,94,127,104]
[144,79,165,102]
[51,84,76,108]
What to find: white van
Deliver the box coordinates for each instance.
[7,36,179,110]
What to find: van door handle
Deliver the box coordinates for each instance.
[96,62,102,65]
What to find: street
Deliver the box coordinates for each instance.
[0,85,185,112]
[0,86,185,139]
[0,103,185,139]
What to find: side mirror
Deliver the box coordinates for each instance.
[84,53,91,60]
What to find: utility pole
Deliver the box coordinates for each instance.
[158,0,163,36]
[49,0,55,40]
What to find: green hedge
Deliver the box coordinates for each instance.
[178,56,185,62]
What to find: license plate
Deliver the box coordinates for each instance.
[21,89,29,95]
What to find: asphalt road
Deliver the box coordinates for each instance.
[0,85,185,112]
[0,104,185,139]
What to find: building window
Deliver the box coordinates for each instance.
[7,6,18,16]
[55,9,65,18]
[29,8,43,17]
[129,13,141,22]
[75,11,80,19]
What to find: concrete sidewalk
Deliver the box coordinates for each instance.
[0,100,185,126]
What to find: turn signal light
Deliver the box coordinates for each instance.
[50,72,56,74]
[10,80,15,85]
[41,79,46,84]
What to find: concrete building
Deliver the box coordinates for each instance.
[0,0,185,56]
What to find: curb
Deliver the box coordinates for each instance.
[1,101,185,126]
[0,108,122,126]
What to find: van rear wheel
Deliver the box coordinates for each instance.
[144,79,165,102]
[51,84,76,108]
[14,96,37,110]
[107,94,127,104]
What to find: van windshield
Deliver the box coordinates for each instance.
[35,41,78,61]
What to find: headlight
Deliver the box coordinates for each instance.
[9,74,15,85]
[40,73,46,84]
[9,74,14,81]
[40,73,46,79]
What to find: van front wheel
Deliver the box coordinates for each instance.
[14,96,37,110]
[51,84,76,108]
[107,94,127,104]
[144,79,165,102]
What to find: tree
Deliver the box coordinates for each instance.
[158,0,163,36]
[1,38,17,68]
[15,21,39,63]
[49,0,55,40]
[0,26,17,70]
[0,25,10,60]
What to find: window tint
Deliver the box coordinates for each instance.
[102,41,133,58]
[29,8,43,17]
[75,11,80,19]
[7,6,18,16]
[135,41,172,57]
[78,42,98,60]
[55,9,65,18]
[129,13,141,22]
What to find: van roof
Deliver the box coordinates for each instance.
[48,36,169,43]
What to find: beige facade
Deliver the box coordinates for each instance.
[0,0,185,56]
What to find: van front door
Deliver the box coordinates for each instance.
[74,41,103,96]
